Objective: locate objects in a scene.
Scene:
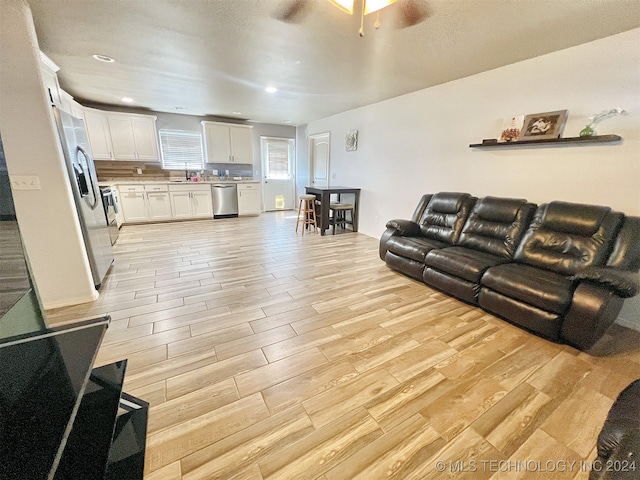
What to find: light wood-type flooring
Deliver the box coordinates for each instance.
[46,212,640,480]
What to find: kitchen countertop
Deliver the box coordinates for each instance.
[98,180,260,187]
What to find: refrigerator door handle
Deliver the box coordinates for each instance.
[77,146,99,209]
[73,164,90,198]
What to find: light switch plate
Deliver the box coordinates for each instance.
[11,175,41,190]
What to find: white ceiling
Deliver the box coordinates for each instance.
[28,0,640,126]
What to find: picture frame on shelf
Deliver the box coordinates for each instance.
[499,115,524,142]
[518,110,568,141]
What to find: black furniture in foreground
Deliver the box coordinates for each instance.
[380,192,640,351]
[305,186,361,235]
[0,317,148,480]
[590,379,640,480]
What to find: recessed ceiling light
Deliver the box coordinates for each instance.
[174,107,188,111]
[92,54,115,63]
[282,120,292,124]
[265,86,278,94]
[122,97,133,103]
[232,111,242,115]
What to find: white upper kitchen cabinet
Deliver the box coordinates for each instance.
[59,90,85,119]
[83,108,160,161]
[39,51,62,106]
[108,116,137,160]
[107,113,160,162]
[202,121,253,164]
[84,108,115,160]
[131,117,160,160]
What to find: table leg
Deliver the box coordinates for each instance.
[352,191,359,232]
[321,192,330,235]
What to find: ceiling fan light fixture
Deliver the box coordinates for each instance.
[328,0,355,14]
[364,0,396,15]
[327,0,396,15]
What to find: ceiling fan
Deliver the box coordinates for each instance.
[274,0,431,36]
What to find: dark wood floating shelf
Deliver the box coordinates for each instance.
[469,134,622,148]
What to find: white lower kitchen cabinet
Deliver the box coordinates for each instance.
[169,184,213,219]
[117,183,213,223]
[118,185,149,223]
[237,183,261,216]
[191,190,214,217]
[169,191,193,219]
[146,186,172,221]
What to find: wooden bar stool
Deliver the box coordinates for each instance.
[296,194,318,235]
[329,202,354,234]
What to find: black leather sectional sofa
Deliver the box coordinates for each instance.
[379,192,640,351]
[591,379,640,480]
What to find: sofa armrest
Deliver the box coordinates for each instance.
[572,267,640,298]
[385,219,421,237]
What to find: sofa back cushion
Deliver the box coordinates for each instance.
[411,194,433,222]
[514,201,624,275]
[417,192,476,245]
[459,196,536,258]
[606,217,640,271]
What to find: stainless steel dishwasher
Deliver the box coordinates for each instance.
[211,184,239,219]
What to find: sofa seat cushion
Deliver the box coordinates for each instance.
[425,246,509,283]
[385,236,449,263]
[481,263,573,314]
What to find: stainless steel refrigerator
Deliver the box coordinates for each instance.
[53,106,113,289]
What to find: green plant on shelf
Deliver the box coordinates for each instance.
[579,108,626,137]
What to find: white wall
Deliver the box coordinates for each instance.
[0,0,98,310]
[306,28,640,330]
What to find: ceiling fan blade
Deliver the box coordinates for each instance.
[396,0,430,28]
[273,0,313,23]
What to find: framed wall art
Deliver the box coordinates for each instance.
[519,110,568,141]
[345,130,358,151]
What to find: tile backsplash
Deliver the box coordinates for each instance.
[95,161,254,182]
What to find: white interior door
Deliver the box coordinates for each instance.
[310,132,330,187]
[261,137,295,211]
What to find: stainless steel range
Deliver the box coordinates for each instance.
[99,187,119,245]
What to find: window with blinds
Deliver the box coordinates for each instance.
[263,138,294,179]
[159,129,204,171]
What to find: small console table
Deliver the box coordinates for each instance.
[0,317,148,480]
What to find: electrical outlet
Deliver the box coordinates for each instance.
[331,173,337,179]
[136,168,143,175]
[11,175,41,190]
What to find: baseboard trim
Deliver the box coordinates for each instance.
[615,315,640,332]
